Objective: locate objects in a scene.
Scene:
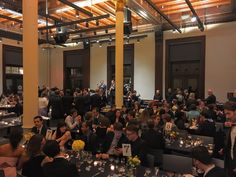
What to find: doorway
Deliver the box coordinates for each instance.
[165,36,205,98]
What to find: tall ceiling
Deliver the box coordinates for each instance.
[0,0,235,44]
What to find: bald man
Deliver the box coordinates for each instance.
[229,89,236,103]
[206,89,216,105]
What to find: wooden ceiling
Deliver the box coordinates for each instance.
[0,0,235,41]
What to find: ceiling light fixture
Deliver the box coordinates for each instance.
[96,20,99,26]
[191,16,197,22]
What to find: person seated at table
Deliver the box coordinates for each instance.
[102,122,128,156]
[64,108,81,131]
[174,110,188,130]
[125,124,147,166]
[51,122,71,150]
[91,107,106,129]
[126,110,138,127]
[22,134,46,177]
[42,140,78,177]
[0,127,25,177]
[31,116,48,137]
[186,104,200,122]
[95,116,111,151]
[141,119,164,166]
[153,115,164,132]
[188,146,225,177]
[197,111,216,137]
[162,113,177,134]
[76,121,98,154]
[110,109,126,127]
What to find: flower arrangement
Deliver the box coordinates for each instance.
[24,132,35,141]
[127,156,141,168]
[72,140,85,151]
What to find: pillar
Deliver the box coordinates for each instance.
[115,0,124,108]
[22,0,39,128]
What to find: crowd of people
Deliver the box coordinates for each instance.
[1,84,236,177]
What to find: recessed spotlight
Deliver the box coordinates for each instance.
[191,16,197,22]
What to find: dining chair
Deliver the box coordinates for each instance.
[162,154,193,174]
[212,158,224,168]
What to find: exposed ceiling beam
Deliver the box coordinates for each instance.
[58,0,93,17]
[38,14,110,30]
[185,0,204,32]
[0,29,46,44]
[144,0,182,33]
[0,14,22,24]
[63,24,115,35]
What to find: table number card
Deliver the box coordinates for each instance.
[122,144,132,157]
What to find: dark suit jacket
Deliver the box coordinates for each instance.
[198,120,216,137]
[90,94,101,109]
[47,95,64,119]
[62,95,74,115]
[225,127,236,176]
[141,129,165,150]
[206,95,216,105]
[77,131,98,154]
[75,95,85,116]
[22,155,45,177]
[205,166,225,177]
[31,125,48,137]
[43,158,78,177]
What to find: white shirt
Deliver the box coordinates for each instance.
[203,164,215,177]
[231,126,236,159]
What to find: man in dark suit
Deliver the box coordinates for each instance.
[47,89,64,120]
[90,89,102,110]
[197,111,216,137]
[205,89,216,105]
[31,116,48,137]
[125,124,147,166]
[74,90,85,117]
[224,101,236,177]
[42,140,78,177]
[191,146,225,177]
[76,121,98,154]
[62,89,74,116]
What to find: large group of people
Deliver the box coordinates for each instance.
[1,84,236,177]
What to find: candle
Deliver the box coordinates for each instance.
[110,165,115,171]
[94,161,98,166]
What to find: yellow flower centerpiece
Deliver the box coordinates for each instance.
[128,156,141,168]
[72,140,85,151]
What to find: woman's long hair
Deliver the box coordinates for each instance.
[9,127,23,150]
[56,122,67,139]
[26,134,44,157]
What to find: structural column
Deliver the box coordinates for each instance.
[115,0,124,108]
[22,0,39,128]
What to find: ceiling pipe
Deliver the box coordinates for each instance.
[63,24,115,35]
[39,14,110,30]
[58,0,93,17]
[185,0,204,32]
[144,0,182,33]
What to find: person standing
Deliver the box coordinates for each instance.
[223,101,236,177]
